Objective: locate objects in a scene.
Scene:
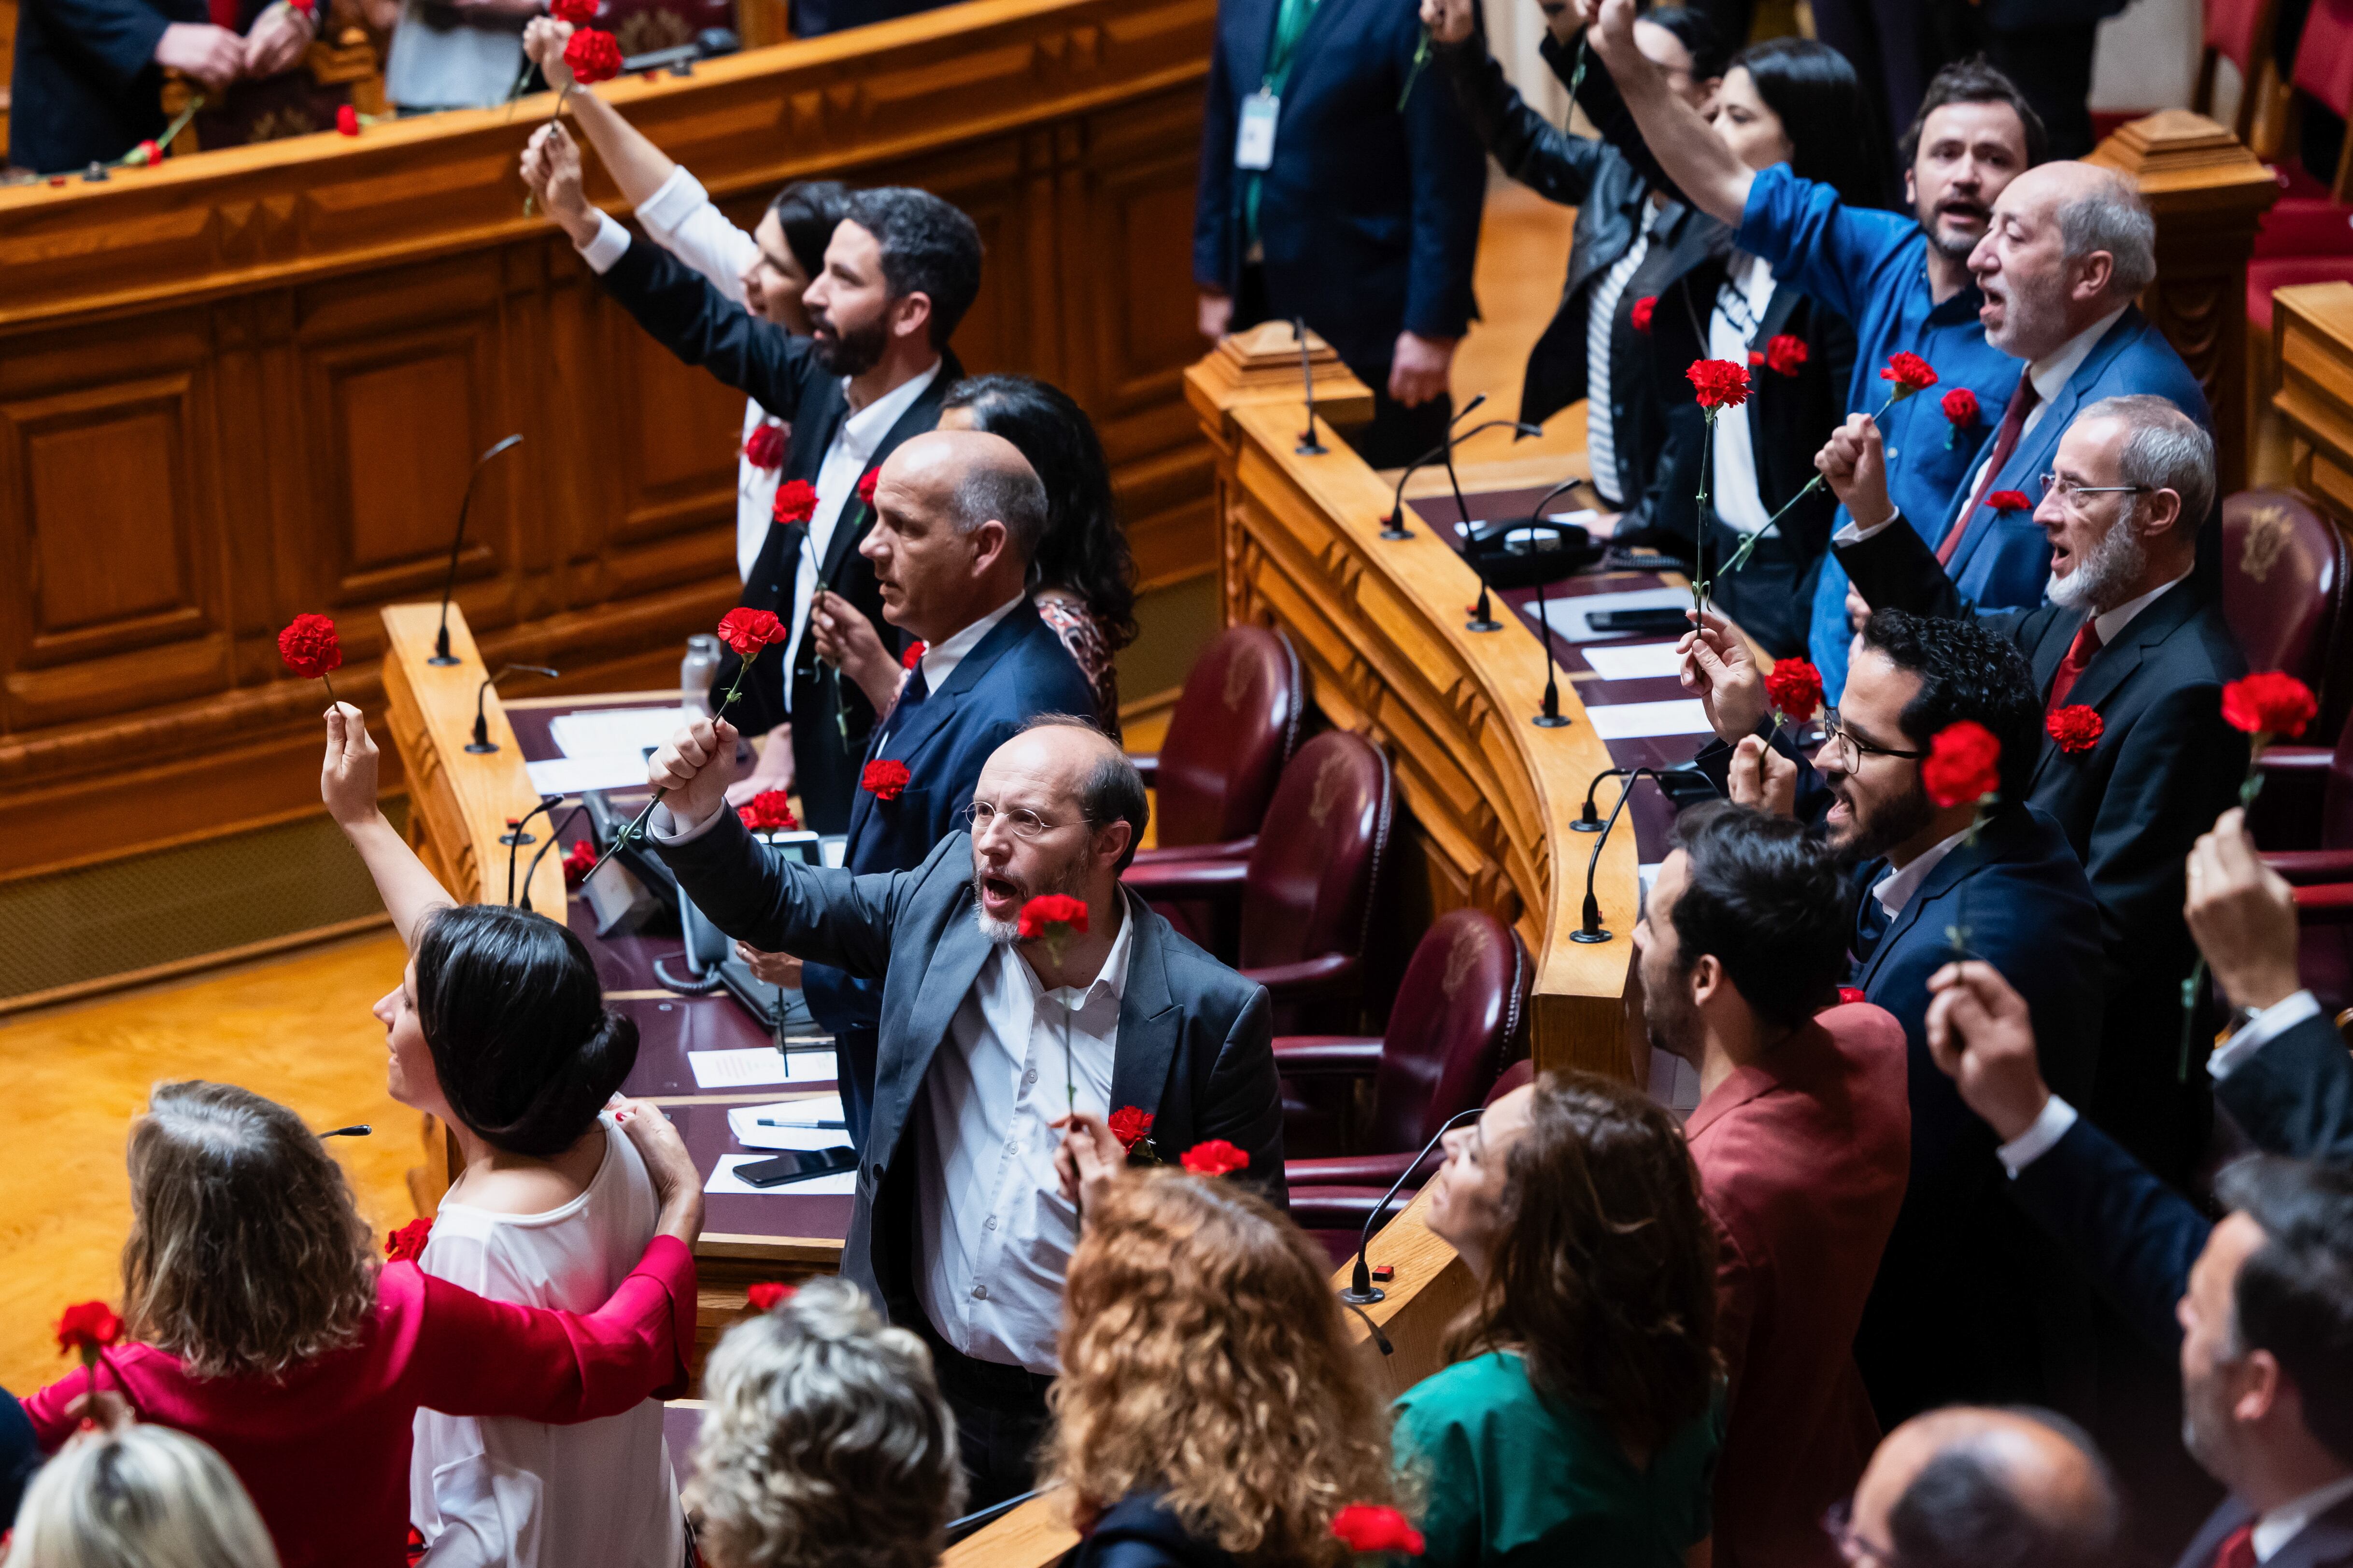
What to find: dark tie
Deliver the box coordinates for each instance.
[1938,369,2041,565]
[1853,876,1892,959]
[2045,619,2104,712]
[874,663,928,756]
[2210,1524,2255,1568]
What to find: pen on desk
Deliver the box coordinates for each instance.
[756,1118,848,1129]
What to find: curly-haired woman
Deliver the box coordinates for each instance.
[1042,1169,1396,1568]
[1399,1071,1726,1566]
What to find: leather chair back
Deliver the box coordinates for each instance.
[2324,705,2353,850]
[1154,625,1304,848]
[2293,0,2353,121]
[1485,1058,1535,1106]
[1365,910,1529,1152]
[2223,489,2350,738]
[2205,0,2276,75]
[1241,731,1394,972]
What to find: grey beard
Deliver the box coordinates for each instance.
[969,855,1093,946]
[2046,509,2148,612]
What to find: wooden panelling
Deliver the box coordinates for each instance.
[0,0,1216,878]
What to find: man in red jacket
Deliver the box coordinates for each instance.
[1634,801,1912,1566]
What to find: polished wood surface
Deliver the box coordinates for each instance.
[0,0,1215,881]
[2271,281,2353,525]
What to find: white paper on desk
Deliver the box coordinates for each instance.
[1534,586,1692,644]
[728,1095,847,1148]
[705,1153,857,1197]
[688,1047,839,1090]
[1584,699,1712,740]
[525,754,652,797]
[1580,641,1686,681]
[550,706,688,760]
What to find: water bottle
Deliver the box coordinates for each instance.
[680,634,722,719]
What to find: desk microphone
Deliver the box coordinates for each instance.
[504,795,561,903]
[1571,768,1669,944]
[1573,767,1631,831]
[1291,318,1325,455]
[467,664,559,753]
[430,434,525,666]
[1377,399,1543,539]
[519,803,588,913]
[1340,1105,1486,1308]
[1518,475,1594,729]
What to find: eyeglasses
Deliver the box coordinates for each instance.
[959,800,1086,839]
[2037,472,2150,506]
[1822,707,1930,771]
[1822,1499,1897,1566]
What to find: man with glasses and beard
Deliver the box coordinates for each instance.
[638,706,1283,1510]
[523,131,978,835]
[1680,606,2104,1433]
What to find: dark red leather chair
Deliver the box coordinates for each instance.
[1128,624,1304,865]
[2258,705,2353,1010]
[2223,490,2349,727]
[1121,729,1393,1033]
[2196,0,2282,145]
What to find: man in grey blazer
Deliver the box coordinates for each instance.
[644,711,1284,1505]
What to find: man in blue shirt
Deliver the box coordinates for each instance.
[1580,0,2039,698]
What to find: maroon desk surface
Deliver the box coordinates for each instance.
[667,1102,856,1263]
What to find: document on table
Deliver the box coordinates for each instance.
[524,754,654,797]
[704,1153,857,1197]
[688,1047,839,1090]
[1583,699,1713,740]
[1581,641,1686,681]
[549,707,689,758]
[1533,586,1691,643]
[728,1094,848,1149]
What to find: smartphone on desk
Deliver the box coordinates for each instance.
[1587,607,1693,636]
[737,1146,859,1187]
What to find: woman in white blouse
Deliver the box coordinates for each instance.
[317,703,681,1568]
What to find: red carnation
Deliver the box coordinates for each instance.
[290,0,315,15]
[1836,986,1866,1006]
[1987,490,2033,513]
[1763,659,1824,723]
[55,1302,122,1360]
[1180,1139,1248,1178]
[2221,672,2317,740]
[1922,720,2002,808]
[1763,334,1808,377]
[384,1218,433,1264]
[741,423,784,471]
[1686,358,1751,411]
[1019,894,1090,944]
[1748,351,1764,367]
[277,613,342,680]
[901,640,927,671]
[1942,387,1979,427]
[860,759,910,801]
[1879,352,1938,397]
[716,607,787,658]
[1332,1503,1424,1556]
[745,1281,795,1312]
[1630,296,1657,334]
[1108,1105,1156,1154]
[550,0,596,21]
[561,838,597,887]
[336,104,359,136]
[772,477,819,528]
[856,468,880,508]
[125,138,163,166]
[2045,705,2104,754]
[562,27,623,84]
[737,791,799,833]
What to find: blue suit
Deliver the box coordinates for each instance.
[1932,310,2209,614]
[1192,0,1484,381]
[802,598,1094,1141]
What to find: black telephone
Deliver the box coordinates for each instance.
[1461,516,1603,588]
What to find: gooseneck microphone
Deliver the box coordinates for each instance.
[467,664,559,753]
[1340,1105,1486,1307]
[1519,474,1593,729]
[1572,767,1669,944]
[504,794,561,902]
[1379,394,1497,538]
[1292,318,1325,456]
[431,434,525,666]
[1573,767,1631,831]
[519,803,589,914]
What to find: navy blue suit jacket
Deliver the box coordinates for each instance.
[9,0,267,173]
[1193,0,1484,377]
[801,598,1094,1041]
[1928,310,2208,614]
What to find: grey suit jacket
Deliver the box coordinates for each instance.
[653,815,1285,1328]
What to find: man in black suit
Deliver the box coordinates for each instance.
[10,0,312,173]
[1684,606,2105,1425]
[643,710,1282,1507]
[524,132,976,833]
[1820,393,2249,1180]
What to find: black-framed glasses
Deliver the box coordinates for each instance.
[1822,707,1930,770]
[960,800,1086,839]
[1823,1499,1897,1566]
[2037,472,2149,506]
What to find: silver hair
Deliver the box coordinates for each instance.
[6,1426,281,1568]
[686,1276,965,1568]
[947,458,1049,565]
[2083,394,2215,532]
[2056,172,2156,299]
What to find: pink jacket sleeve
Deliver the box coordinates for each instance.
[393,1233,696,1423]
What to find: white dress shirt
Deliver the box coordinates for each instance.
[1584,201,1660,509]
[2255,1473,2353,1560]
[2082,568,2191,645]
[874,594,1024,752]
[1998,989,2325,1176]
[1871,824,1973,920]
[1708,252,1778,537]
[918,892,1137,1374]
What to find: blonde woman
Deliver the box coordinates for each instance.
[4,1425,279,1568]
[1044,1170,1396,1567]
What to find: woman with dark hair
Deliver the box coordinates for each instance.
[1400,1071,1725,1566]
[807,372,1136,738]
[14,1077,702,1568]
[316,704,684,1568]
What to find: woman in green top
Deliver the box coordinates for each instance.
[1396,1071,1726,1567]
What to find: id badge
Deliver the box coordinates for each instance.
[1235,90,1278,170]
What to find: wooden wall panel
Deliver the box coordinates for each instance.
[0,0,1219,878]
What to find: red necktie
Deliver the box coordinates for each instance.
[2211,1523,2256,1568]
[2045,619,2103,712]
[1939,369,2041,565]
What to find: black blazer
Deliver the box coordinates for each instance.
[650,821,1287,1328]
[1077,1494,1240,1568]
[594,234,960,831]
[2176,1495,2353,1568]
[1839,523,2251,1173]
[8,0,269,173]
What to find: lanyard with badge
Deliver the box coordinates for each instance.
[1236,0,1319,170]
